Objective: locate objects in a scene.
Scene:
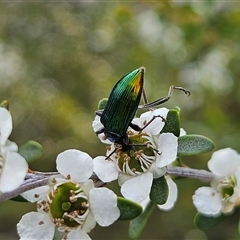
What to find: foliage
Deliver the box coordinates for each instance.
[1,1,240,239]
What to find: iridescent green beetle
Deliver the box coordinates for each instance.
[95,66,190,156]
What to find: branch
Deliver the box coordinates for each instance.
[0,167,214,203]
[0,171,105,203]
[166,166,215,182]
[0,172,58,203]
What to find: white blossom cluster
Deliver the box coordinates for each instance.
[4,103,237,240]
[193,148,240,217]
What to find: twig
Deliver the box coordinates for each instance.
[0,167,214,203]
[166,166,215,182]
[0,176,49,203]
[0,172,105,203]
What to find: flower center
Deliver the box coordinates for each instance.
[39,182,89,229]
[116,132,156,176]
[219,176,235,198]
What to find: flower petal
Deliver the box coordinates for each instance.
[157,176,177,211]
[21,186,50,203]
[17,212,54,240]
[180,128,186,136]
[92,116,111,144]
[0,107,12,145]
[106,144,118,160]
[139,108,169,135]
[80,179,94,196]
[121,172,153,202]
[139,197,151,210]
[93,156,118,182]
[92,115,102,132]
[192,187,222,216]
[235,167,240,192]
[56,149,93,183]
[0,151,28,192]
[67,228,91,239]
[82,210,96,233]
[208,148,240,177]
[156,133,178,168]
[1,140,18,153]
[118,173,133,186]
[89,188,120,226]
[149,162,166,178]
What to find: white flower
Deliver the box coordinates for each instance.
[0,107,28,192]
[140,175,178,212]
[193,148,240,216]
[93,108,178,204]
[157,175,178,211]
[17,149,120,240]
[0,107,12,145]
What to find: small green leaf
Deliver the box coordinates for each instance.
[171,158,188,168]
[150,176,168,204]
[98,98,108,110]
[129,201,155,240]
[0,100,9,109]
[178,135,215,156]
[117,197,143,220]
[161,109,180,137]
[194,212,226,230]
[11,195,29,202]
[18,140,43,163]
[172,106,181,112]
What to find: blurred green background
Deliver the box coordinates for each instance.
[1,1,240,239]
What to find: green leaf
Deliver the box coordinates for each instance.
[98,98,108,110]
[150,176,168,205]
[171,157,188,168]
[117,197,143,220]
[194,212,226,230]
[18,140,43,163]
[0,100,9,109]
[178,134,215,156]
[11,195,29,202]
[172,106,181,112]
[161,109,180,137]
[129,201,155,240]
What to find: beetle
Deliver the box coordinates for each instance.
[95,66,190,157]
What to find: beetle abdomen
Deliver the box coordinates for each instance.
[101,67,145,137]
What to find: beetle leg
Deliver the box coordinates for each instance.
[142,88,148,105]
[129,114,167,133]
[105,146,120,160]
[95,110,103,117]
[95,127,105,135]
[142,88,156,111]
[129,122,142,131]
[138,85,190,109]
[129,142,160,155]
[138,115,167,132]
[148,145,161,155]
